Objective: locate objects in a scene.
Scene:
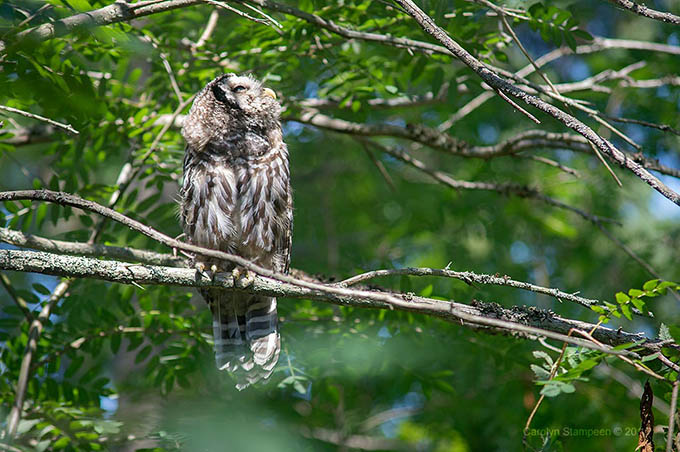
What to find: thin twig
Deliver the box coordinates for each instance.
[523,340,569,445]
[440,37,680,129]
[194,9,219,49]
[0,272,34,322]
[338,266,614,313]
[239,1,282,28]
[491,8,625,186]
[491,87,541,124]
[140,35,183,102]
[362,139,613,225]
[357,140,397,192]
[204,0,275,27]
[668,381,679,452]
[6,280,69,439]
[519,154,581,177]
[0,105,79,135]
[602,115,680,137]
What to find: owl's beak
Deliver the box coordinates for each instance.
[263,88,277,100]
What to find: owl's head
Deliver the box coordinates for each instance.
[208,73,280,119]
[182,73,283,153]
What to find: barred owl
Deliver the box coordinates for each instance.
[180,74,292,389]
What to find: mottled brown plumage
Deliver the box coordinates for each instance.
[180,74,292,389]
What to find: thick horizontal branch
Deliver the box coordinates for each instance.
[0,227,185,267]
[1,226,618,314]
[0,248,668,356]
[293,112,680,180]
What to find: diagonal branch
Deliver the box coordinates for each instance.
[0,272,34,322]
[0,105,79,135]
[392,0,680,207]
[604,0,680,24]
[359,139,614,225]
[6,280,68,439]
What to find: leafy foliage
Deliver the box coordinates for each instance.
[1,0,679,451]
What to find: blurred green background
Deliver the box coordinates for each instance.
[0,0,679,450]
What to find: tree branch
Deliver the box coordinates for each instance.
[360,139,614,225]
[392,0,680,207]
[0,248,667,357]
[605,0,680,24]
[1,226,621,314]
[2,0,202,51]
[6,280,68,439]
[0,190,672,359]
[0,227,185,267]
[0,272,34,322]
[0,105,79,136]
[292,110,680,180]
[338,266,614,314]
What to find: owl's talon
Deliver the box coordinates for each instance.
[195,262,210,279]
[231,267,255,288]
[241,270,255,288]
[210,264,219,281]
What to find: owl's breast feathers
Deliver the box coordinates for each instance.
[181,141,291,270]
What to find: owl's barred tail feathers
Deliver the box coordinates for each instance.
[202,288,280,390]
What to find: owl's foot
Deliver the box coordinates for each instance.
[195,262,220,281]
[232,267,255,288]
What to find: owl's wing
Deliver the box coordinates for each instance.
[279,184,293,275]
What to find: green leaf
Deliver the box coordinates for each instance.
[615,292,630,304]
[419,284,433,297]
[643,279,659,291]
[657,281,678,292]
[533,350,554,366]
[620,303,632,321]
[32,283,51,295]
[540,383,562,397]
[590,305,606,314]
[631,298,646,312]
[628,289,644,298]
[572,29,594,41]
[531,364,551,380]
[640,352,660,362]
[135,345,152,364]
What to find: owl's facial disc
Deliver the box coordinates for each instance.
[210,74,278,116]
